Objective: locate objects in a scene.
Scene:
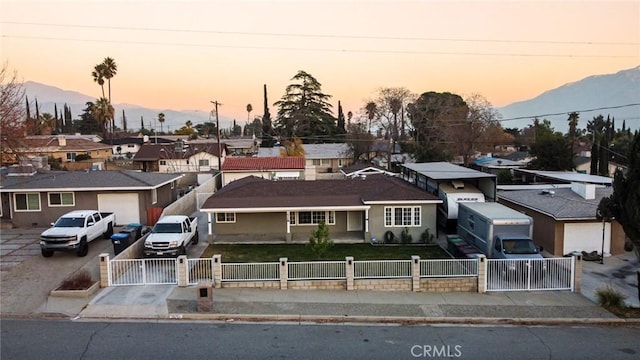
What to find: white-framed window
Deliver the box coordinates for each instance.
[152,188,158,204]
[66,153,76,162]
[312,159,321,166]
[14,193,41,212]
[48,192,75,207]
[198,159,209,167]
[322,159,331,165]
[216,213,236,223]
[159,160,167,165]
[291,211,335,225]
[384,206,421,227]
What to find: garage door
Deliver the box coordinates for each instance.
[98,193,140,226]
[563,222,611,255]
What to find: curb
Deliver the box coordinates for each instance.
[71,313,640,327]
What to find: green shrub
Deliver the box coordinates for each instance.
[401,227,413,244]
[595,285,627,308]
[308,222,333,258]
[420,228,435,244]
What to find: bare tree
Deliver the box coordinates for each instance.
[0,63,26,165]
[371,87,415,142]
[455,94,502,165]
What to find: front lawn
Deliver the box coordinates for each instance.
[199,243,450,262]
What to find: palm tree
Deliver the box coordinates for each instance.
[102,57,117,103]
[365,101,377,133]
[246,103,253,123]
[158,112,165,133]
[185,120,193,128]
[92,64,106,98]
[92,97,114,140]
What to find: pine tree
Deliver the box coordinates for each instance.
[337,101,346,135]
[261,84,274,147]
[308,221,333,259]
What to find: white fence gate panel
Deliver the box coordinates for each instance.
[486,258,574,292]
[109,258,178,286]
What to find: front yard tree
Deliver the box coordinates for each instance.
[0,64,26,165]
[280,137,305,157]
[308,221,333,259]
[598,131,640,258]
[274,70,336,143]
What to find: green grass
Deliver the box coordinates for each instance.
[199,243,450,262]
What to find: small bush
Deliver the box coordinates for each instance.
[308,222,333,258]
[595,285,627,308]
[420,228,435,244]
[401,228,413,244]
[57,270,94,290]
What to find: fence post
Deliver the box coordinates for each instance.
[213,254,222,288]
[280,257,288,290]
[99,253,110,288]
[177,255,188,287]
[346,257,354,291]
[477,255,487,293]
[572,254,582,292]
[411,256,420,292]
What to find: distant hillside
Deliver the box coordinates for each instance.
[498,66,640,132]
[22,81,232,132]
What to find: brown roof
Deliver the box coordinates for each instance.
[202,174,441,210]
[133,143,226,161]
[222,157,304,171]
[21,136,112,151]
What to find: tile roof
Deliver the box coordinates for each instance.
[202,174,441,210]
[0,170,182,191]
[498,187,613,220]
[222,157,305,171]
[133,143,225,161]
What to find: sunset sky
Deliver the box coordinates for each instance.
[2,0,639,124]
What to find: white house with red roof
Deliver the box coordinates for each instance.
[221,157,307,186]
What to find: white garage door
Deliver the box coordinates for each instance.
[98,193,140,226]
[563,222,611,256]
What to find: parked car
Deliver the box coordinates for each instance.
[40,210,115,257]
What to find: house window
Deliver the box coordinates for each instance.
[14,193,41,212]
[312,159,321,166]
[66,153,76,162]
[216,213,236,223]
[289,212,296,225]
[322,159,331,165]
[292,211,335,225]
[384,206,421,227]
[48,192,75,207]
[160,160,167,165]
[198,159,209,167]
[152,189,158,204]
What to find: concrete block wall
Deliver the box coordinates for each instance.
[288,280,345,290]
[419,278,477,292]
[354,278,412,291]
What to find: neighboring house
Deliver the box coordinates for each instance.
[0,168,183,227]
[258,143,352,174]
[501,151,533,164]
[498,183,625,257]
[204,137,258,156]
[339,163,395,178]
[108,135,174,159]
[14,135,113,166]
[221,157,306,186]
[574,156,627,176]
[200,174,442,243]
[513,169,612,185]
[133,142,227,172]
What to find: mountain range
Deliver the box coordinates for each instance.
[22,66,640,134]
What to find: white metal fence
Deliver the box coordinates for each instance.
[109,258,178,286]
[354,260,412,279]
[187,258,215,285]
[486,257,575,291]
[221,262,280,282]
[288,261,346,280]
[420,259,478,278]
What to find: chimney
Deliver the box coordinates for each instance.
[57,135,66,146]
[571,182,595,200]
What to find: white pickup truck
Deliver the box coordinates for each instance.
[40,210,115,257]
[143,215,199,257]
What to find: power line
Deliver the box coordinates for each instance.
[3,21,638,46]
[499,103,640,122]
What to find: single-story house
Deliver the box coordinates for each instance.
[258,143,352,175]
[200,174,442,243]
[200,137,258,156]
[132,142,227,173]
[498,182,625,257]
[221,157,306,186]
[108,135,174,159]
[0,167,183,227]
[12,135,113,167]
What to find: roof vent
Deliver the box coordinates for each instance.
[360,174,366,180]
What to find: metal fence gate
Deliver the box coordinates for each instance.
[486,257,575,291]
[109,258,178,286]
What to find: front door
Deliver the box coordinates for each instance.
[347,211,363,231]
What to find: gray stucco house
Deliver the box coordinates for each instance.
[200,174,442,243]
[1,168,183,228]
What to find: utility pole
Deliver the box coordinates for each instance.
[210,100,222,172]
